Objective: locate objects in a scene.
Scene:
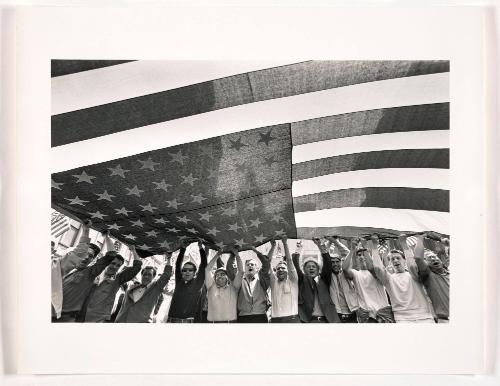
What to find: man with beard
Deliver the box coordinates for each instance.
[268,238,299,323]
[167,240,208,323]
[81,245,142,322]
[342,238,393,323]
[115,252,173,323]
[205,248,243,323]
[371,235,434,323]
[57,229,115,322]
[292,238,340,323]
[326,237,360,323]
[51,220,101,321]
[413,235,450,323]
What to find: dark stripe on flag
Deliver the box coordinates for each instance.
[291,103,449,146]
[51,60,449,147]
[293,187,449,213]
[51,60,136,77]
[292,149,449,181]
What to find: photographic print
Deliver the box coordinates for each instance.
[50,60,450,325]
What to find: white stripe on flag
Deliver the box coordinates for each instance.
[52,60,299,115]
[295,207,449,235]
[292,130,449,164]
[292,168,449,197]
[51,216,70,238]
[51,72,449,173]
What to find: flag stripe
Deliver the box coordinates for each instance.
[293,187,449,213]
[296,226,448,239]
[291,102,449,146]
[292,149,449,181]
[51,73,449,173]
[292,168,449,196]
[51,60,136,77]
[51,61,448,147]
[292,131,449,164]
[52,60,301,115]
[295,207,449,235]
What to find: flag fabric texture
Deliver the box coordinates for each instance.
[51,210,70,239]
[51,60,449,256]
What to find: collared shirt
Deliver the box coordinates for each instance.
[350,269,390,319]
[330,274,351,314]
[269,274,298,318]
[237,273,268,316]
[207,283,238,322]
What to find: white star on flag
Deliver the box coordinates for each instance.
[95,190,115,201]
[115,207,132,216]
[187,227,198,234]
[108,164,130,178]
[125,185,144,197]
[245,201,258,211]
[158,240,172,250]
[124,233,137,240]
[249,218,263,228]
[51,179,64,190]
[140,203,157,213]
[199,212,213,222]
[169,149,188,165]
[191,193,207,205]
[108,223,122,231]
[222,207,237,216]
[72,170,96,184]
[254,234,266,244]
[145,230,159,237]
[65,196,89,206]
[138,157,160,171]
[152,179,172,192]
[137,243,151,250]
[130,219,145,227]
[228,223,241,232]
[234,238,245,248]
[167,227,181,234]
[181,173,198,186]
[271,213,284,223]
[274,229,287,237]
[207,227,220,236]
[166,198,182,209]
[215,241,225,250]
[89,210,107,220]
[153,217,167,224]
[177,215,190,224]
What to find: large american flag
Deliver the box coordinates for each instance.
[51,60,449,256]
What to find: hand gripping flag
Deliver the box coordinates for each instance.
[51,60,449,256]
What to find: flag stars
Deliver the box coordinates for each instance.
[257,130,275,146]
[228,137,247,151]
[166,198,182,209]
[158,240,172,250]
[254,234,266,244]
[271,213,284,223]
[221,207,237,217]
[95,190,115,202]
[115,207,132,216]
[169,149,189,165]
[199,211,213,222]
[130,219,145,228]
[198,144,215,158]
[137,243,151,250]
[65,196,89,206]
[153,217,167,225]
[207,169,217,179]
[228,223,242,233]
[145,230,159,238]
[108,223,122,231]
[140,203,157,213]
[152,179,172,192]
[124,233,137,241]
[138,157,160,171]
[207,227,220,237]
[167,227,181,234]
[177,215,190,224]
[89,210,107,220]
[187,227,198,234]
[249,218,263,228]
[274,229,287,237]
[126,185,144,197]
[108,164,130,178]
[234,239,246,248]
[191,193,207,205]
[51,179,64,190]
[215,241,225,250]
[245,201,258,211]
[181,173,198,186]
[72,171,96,184]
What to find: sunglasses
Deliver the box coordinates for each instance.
[182,268,195,272]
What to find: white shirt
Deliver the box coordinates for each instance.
[269,274,298,318]
[385,271,433,322]
[351,269,390,319]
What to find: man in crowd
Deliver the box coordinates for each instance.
[115,252,173,323]
[327,237,360,323]
[412,235,450,323]
[341,237,394,323]
[57,229,115,322]
[370,235,434,323]
[81,245,142,322]
[268,238,299,323]
[167,240,208,323]
[205,248,243,323]
[292,238,340,323]
[51,219,101,321]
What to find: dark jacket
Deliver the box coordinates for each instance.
[292,252,340,323]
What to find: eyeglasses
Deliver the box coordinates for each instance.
[182,268,195,272]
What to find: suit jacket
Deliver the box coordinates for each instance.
[292,252,340,323]
[115,267,172,323]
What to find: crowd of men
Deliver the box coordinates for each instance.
[51,220,450,323]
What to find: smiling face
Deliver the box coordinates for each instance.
[424,252,443,271]
[303,261,319,277]
[141,267,156,286]
[181,262,196,281]
[215,270,229,287]
[356,251,368,270]
[276,263,288,281]
[390,252,406,273]
[105,257,124,277]
[331,256,342,274]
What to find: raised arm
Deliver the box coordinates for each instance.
[250,244,271,289]
[282,237,297,282]
[174,240,189,282]
[413,235,430,279]
[398,235,419,280]
[196,240,208,285]
[157,253,174,289]
[368,236,389,285]
[117,245,143,284]
[225,253,237,282]
[330,237,350,258]
[59,219,92,276]
[232,248,244,290]
[292,251,304,283]
[267,239,277,260]
[341,238,359,280]
[101,229,115,255]
[314,238,332,286]
[205,250,222,289]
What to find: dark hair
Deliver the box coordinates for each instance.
[88,243,101,256]
[390,249,405,259]
[105,250,124,264]
[142,266,157,276]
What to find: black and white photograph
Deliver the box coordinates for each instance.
[50,60,450,325]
